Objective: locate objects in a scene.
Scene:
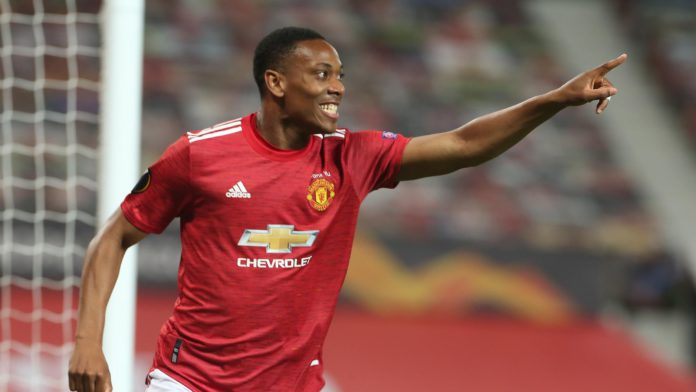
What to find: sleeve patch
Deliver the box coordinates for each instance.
[131,170,152,194]
[382,131,398,140]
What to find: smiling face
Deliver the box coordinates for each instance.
[274,39,345,134]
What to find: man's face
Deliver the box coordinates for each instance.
[279,39,345,134]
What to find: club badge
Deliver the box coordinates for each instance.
[307,178,335,211]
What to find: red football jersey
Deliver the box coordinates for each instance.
[121,113,410,391]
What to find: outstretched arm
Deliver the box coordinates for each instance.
[68,210,148,392]
[397,54,627,181]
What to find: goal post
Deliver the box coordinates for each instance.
[100,0,144,391]
[0,0,144,390]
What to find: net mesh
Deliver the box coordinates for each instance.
[0,0,102,390]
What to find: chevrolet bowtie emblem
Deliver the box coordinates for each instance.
[238,225,319,253]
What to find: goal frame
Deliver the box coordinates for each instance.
[100,0,144,390]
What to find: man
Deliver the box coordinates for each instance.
[68,27,625,391]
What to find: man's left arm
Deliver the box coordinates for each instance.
[397,53,627,181]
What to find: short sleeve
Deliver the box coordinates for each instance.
[344,130,410,200]
[121,135,192,234]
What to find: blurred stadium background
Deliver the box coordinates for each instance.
[2,0,696,391]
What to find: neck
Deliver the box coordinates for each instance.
[256,105,312,150]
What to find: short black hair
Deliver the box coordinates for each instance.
[253,27,326,96]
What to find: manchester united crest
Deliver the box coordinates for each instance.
[307,178,335,211]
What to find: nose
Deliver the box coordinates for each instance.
[328,78,344,97]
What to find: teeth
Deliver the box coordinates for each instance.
[320,104,338,115]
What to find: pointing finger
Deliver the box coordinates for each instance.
[596,53,628,75]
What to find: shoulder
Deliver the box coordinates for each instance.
[342,129,404,144]
[316,128,408,152]
[313,127,348,141]
[312,128,397,142]
[186,116,245,144]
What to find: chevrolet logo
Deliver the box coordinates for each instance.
[238,225,319,253]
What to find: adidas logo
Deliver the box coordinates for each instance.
[226,181,251,199]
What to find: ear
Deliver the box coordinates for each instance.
[264,70,285,98]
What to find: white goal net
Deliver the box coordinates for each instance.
[0,0,102,390]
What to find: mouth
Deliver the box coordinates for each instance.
[319,103,339,120]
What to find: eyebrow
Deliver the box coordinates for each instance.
[316,62,343,70]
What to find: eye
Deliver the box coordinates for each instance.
[338,72,345,80]
[317,71,328,79]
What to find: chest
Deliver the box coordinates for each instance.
[188,147,350,226]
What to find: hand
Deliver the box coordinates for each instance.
[68,340,113,392]
[553,53,627,114]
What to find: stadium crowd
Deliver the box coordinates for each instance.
[613,0,696,151]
